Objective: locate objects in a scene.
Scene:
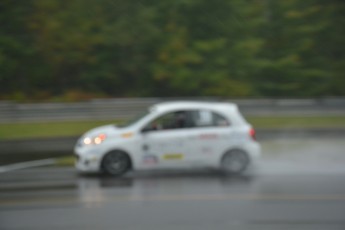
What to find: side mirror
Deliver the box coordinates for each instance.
[142,122,161,133]
[141,126,153,133]
[141,122,163,133]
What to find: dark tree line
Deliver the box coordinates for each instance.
[0,0,344,101]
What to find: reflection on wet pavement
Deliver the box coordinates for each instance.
[74,170,253,207]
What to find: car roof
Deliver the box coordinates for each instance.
[150,101,238,113]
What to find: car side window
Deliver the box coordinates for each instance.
[213,112,230,126]
[143,110,191,131]
[191,110,229,127]
[192,110,213,127]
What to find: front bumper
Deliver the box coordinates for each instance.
[74,148,103,172]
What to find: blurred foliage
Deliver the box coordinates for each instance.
[0,0,344,101]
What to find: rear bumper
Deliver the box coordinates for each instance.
[247,141,261,161]
[244,141,261,171]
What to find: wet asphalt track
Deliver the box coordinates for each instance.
[1,137,345,230]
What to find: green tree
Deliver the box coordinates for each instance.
[0,0,344,100]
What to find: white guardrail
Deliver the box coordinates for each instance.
[0,97,345,123]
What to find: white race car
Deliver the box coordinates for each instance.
[74,101,260,176]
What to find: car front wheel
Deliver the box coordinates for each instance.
[101,151,131,176]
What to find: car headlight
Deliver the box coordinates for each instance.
[82,134,107,145]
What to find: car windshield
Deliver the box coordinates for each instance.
[116,110,150,128]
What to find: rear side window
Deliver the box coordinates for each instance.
[191,110,229,127]
[143,109,230,132]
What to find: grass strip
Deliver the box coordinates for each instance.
[0,120,117,140]
[247,116,345,129]
[55,156,75,167]
[0,116,344,140]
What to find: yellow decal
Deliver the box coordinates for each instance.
[90,156,98,162]
[163,154,184,160]
[121,132,134,138]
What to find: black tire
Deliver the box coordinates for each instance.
[221,149,249,175]
[101,151,131,176]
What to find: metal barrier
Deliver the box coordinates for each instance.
[1,98,345,123]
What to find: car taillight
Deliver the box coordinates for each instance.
[249,128,256,140]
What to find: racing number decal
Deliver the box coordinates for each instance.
[142,155,158,164]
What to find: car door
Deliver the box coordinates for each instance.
[139,111,193,168]
[187,110,231,164]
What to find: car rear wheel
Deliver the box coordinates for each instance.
[101,151,131,176]
[221,149,249,174]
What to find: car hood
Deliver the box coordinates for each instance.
[83,124,118,137]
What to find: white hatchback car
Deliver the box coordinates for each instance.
[74,101,260,176]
